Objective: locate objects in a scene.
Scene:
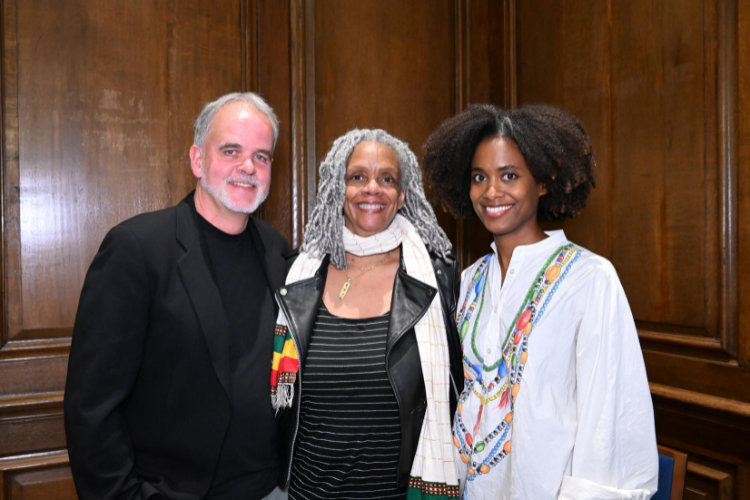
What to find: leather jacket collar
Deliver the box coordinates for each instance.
[274,251,460,489]
[275,253,436,369]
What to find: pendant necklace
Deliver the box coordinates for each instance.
[338,251,392,299]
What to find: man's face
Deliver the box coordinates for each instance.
[190,103,274,215]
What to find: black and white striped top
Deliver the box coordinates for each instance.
[288,304,406,500]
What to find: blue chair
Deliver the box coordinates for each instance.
[653,445,687,500]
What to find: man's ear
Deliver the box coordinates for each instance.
[189,145,203,179]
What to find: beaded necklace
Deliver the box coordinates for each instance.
[453,244,583,481]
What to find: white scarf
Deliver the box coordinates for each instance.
[275,214,459,497]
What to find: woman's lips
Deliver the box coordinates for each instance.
[356,202,386,212]
[483,204,512,217]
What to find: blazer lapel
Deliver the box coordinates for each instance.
[175,197,232,402]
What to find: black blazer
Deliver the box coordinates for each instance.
[276,250,464,489]
[64,194,289,500]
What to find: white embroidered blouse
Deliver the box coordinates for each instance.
[453,231,658,500]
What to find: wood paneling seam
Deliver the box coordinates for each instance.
[718,0,739,357]
[650,382,750,418]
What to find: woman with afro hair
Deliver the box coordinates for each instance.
[422,104,658,500]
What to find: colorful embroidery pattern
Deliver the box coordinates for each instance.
[271,324,299,396]
[453,245,583,482]
[407,477,460,499]
[456,254,492,342]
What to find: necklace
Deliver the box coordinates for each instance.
[338,251,391,299]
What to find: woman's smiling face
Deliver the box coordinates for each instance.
[470,136,547,242]
[343,141,405,237]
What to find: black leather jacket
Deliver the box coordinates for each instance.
[275,250,464,489]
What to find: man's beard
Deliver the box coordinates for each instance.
[200,168,270,214]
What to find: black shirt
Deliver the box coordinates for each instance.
[193,205,280,500]
[288,304,406,500]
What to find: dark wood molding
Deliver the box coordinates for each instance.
[304,0,315,232]
[454,0,469,113]
[0,391,63,419]
[0,338,70,361]
[0,0,9,357]
[241,0,258,93]
[289,0,316,248]
[0,449,71,499]
[240,0,259,218]
[289,0,302,247]
[0,392,66,458]
[650,382,750,419]
[453,0,469,269]
[686,461,734,500]
[1,0,23,349]
[639,329,738,365]
[719,0,739,359]
[503,0,516,109]
[0,448,70,470]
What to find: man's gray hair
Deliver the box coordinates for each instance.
[302,128,452,269]
[193,92,279,151]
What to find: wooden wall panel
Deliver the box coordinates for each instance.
[738,0,750,370]
[460,0,508,265]
[2,0,247,351]
[166,0,245,203]
[0,0,254,496]
[519,0,721,343]
[517,0,750,498]
[257,0,294,243]
[314,0,455,162]
[312,0,458,246]
[0,453,75,500]
[0,394,65,457]
[9,0,171,340]
[10,467,77,500]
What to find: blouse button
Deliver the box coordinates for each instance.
[509,269,515,274]
[486,348,492,355]
[280,288,287,296]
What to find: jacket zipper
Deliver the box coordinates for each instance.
[274,292,304,486]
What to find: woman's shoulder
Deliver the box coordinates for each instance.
[566,242,620,282]
[555,242,631,304]
[428,250,459,285]
[284,248,330,277]
[428,250,457,269]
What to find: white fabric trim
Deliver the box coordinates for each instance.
[559,475,656,500]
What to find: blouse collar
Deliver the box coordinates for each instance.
[490,230,569,260]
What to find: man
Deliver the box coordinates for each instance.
[64,93,290,500]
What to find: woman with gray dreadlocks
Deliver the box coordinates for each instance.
[270,129,463,500]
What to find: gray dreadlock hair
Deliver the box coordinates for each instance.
[301,128,452,269]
